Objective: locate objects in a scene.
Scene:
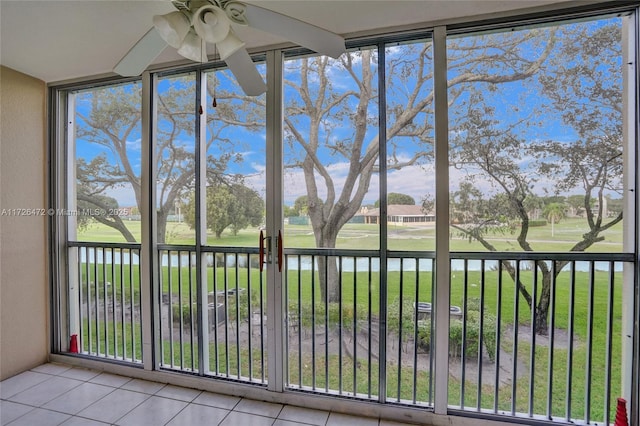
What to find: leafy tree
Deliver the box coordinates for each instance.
[74,74,260,243]
[448,21,624,334]
[183,182,263,238]
[293,195,309,216]
[606,195,623,216]
[283,205,297,218]
[285,31,555,301]
[566,194,589,216]
[541,196,566,205]
[74,18,625,330]
[75,156,135,241]
[374,193,415,207]
[450,182,485,224]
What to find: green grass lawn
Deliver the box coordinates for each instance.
[73,216,628,423]
[77,217,625,252]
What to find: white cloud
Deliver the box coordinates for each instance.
[103,185,138,208]
[126,138,142,152]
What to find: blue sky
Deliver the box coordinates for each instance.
[74,16,624,211]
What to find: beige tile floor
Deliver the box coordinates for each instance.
[1,363,415,425]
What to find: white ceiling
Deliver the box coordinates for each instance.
[1,0,576,84]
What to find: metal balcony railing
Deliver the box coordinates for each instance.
[448,252,633,425]
[68,242,634,425]
[68,242,143,364]
[157,245,267,385]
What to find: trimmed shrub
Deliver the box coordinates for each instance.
[416,298,499,362]
[527,219,547,227]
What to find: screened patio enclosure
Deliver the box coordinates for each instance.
[50,4,640,425]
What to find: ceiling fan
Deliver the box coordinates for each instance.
[114,0,346,96]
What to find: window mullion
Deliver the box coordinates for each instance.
[195,70,209,375]
[141,71,158,370]
[432,25,451,415]
[377,40,389,403]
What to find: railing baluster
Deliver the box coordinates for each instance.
[158,251,164,366]
[76,247,84,353]
[494,260,503,413]
[168,251,175,368]
[529,260,537,417]
[179,251,185,368]
[353,256,358,396]
[110,247,116,358]
[412,257,419,405]
[324,255,329,393]
[284,254,290,385]
[547,260,557,418]
[461,258,468,408]
[189,252,196,371]
[82,247,93,354]
[103,248,108,356]
[511,259,520,416]
[259,251,265,383]
[120,248,126,360]
[477,259,485,411]
[585,260,595,423]
[311,255,317,390]
[235,256,240,378]
[94,247,99,356]
[247,253,253,381]
[131,249,136,361]
[604,261,615,424]
[298,254,302,388]
[137,248,142,362]
[338,256,343,395]
[566,261,576,421]
[224,253,229,377]
[213,253,220,375]
[367,257,373,399]
[429,258,435,406]
[397,257,404,402]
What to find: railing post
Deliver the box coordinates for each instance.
[432,25,450,415]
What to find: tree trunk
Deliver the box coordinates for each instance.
[534,306,549,335]
[532,266,553,336]
[317,256,340,303]
[157,209,168,244]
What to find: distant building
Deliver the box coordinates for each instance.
[356,205,435,225]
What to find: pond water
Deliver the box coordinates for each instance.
[77,249,625,272]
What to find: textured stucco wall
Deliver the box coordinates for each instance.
[0,66,48,379]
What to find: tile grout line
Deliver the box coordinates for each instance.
[108,384,169,426]
[6,366,409,426]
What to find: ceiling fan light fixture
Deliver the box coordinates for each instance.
[177,30,207,63]
[153,11,191,48]
[192,5,230,44]
[217,30,246,61]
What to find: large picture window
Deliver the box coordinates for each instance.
[53,6,638,426]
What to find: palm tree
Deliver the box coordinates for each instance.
[543,202,567,237]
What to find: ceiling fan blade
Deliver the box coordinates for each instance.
[243,4,346,59]
[224,48,267,96]
[114,28,168,76]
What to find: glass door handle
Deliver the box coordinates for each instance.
[278,230,283,273]
[259,230,265,272]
